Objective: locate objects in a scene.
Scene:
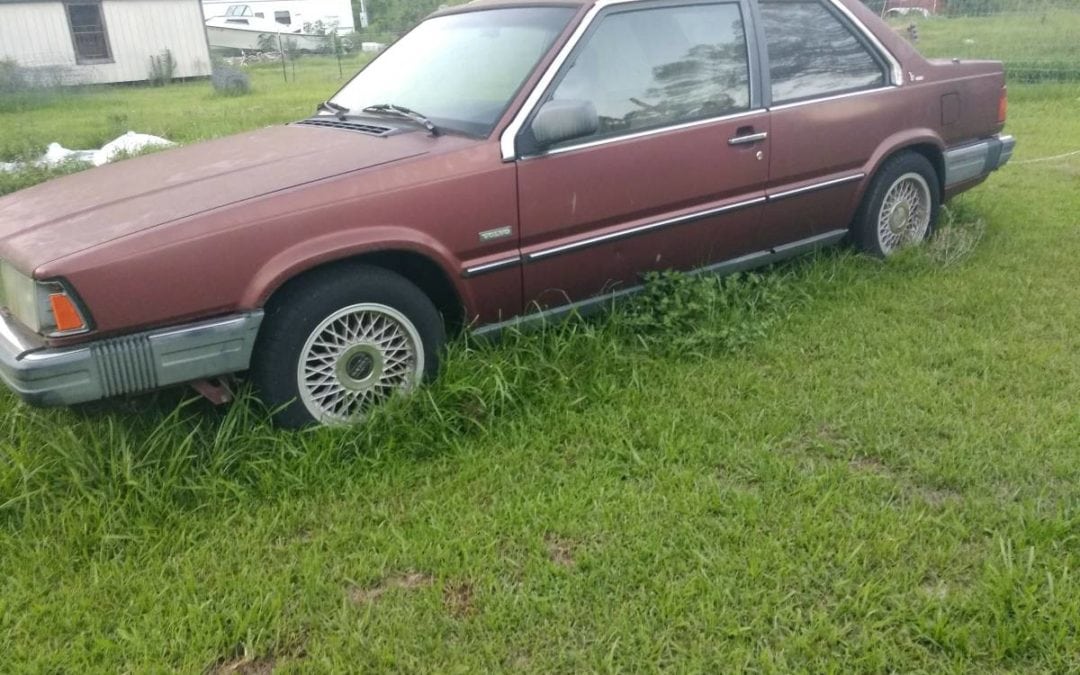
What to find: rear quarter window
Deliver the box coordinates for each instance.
[759,0,887,104]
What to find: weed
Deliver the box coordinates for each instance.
[927,205,988,267]
[620,269,800,355]
[148,49,177,87]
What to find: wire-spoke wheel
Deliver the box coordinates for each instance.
[852,151,941,258]
[297,304,424,425]
[877,172,932,255]
[250,264,446,428]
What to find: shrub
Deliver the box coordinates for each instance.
[211,65,251,96]
[0,58,27,93]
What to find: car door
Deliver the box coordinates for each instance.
[756,0,898,251]
[511,0,769,311]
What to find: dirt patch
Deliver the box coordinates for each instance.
[348,571,434,605]
[849,456,896,478]
[504,652,531,670]
[209,636,308,675]
[545,535,576,568]
[443,581,476,618]
[849,457,962,507]
[783,423,852,458]
[915,485,962,507]
[919,579,950,601]
[210,657,276,675]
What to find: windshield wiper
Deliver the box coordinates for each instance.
[316,100,350,118]
[362,104,440,136]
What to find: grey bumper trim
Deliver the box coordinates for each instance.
[944,134,1016,187]
[0,311,263,406]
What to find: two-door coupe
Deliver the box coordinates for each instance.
[0,0,1014,426]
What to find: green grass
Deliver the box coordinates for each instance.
[0,56,370,162]
[2,73,1080,671]
[889,10,1080,80]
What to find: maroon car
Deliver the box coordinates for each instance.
[0,0,1013,427]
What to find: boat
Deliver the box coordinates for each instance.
[203,1,355,52]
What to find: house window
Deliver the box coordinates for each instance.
[66,2,112,64]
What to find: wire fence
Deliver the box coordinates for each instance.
[868,0,1080,82]
[234,0,1080,85]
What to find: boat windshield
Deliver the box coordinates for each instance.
[330,7,575,137]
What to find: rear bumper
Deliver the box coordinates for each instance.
[0,311,263,406]
[944,134,1016,187]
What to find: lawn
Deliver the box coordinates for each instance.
[888,9,1080,80]
[0,56,371,162]
[1,66,1079,673]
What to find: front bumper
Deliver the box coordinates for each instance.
[0,311,263,406]
[944,134,1016,187]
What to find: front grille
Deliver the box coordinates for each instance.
[294,117,394,136]
[91,334,158,397]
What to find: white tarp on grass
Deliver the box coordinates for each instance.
[0,132,175,173]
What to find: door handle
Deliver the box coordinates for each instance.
[728,131,768,146]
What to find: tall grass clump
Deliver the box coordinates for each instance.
[148,49,178,87]
[0,160,86,197]
[619,269,804,355]
[926,205,988,267]
[0,267,810,541]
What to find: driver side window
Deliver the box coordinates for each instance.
[548,2,750,144]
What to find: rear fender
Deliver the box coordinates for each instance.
[857,129,946,203]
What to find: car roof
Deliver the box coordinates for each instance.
[434,0,588,16]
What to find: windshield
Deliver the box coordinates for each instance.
[331,7,575,137]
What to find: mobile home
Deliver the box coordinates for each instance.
[0,0,212,85]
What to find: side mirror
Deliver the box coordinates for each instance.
[530,100,599,149]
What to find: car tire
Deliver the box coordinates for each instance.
[852,151,941,258]
[250,264,445,428]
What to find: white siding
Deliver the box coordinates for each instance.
[0,2,76,75]
[0,0,211,85]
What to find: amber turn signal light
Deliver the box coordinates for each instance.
[49,293,86,333]
[998,87,1008,124]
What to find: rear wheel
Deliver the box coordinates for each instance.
[251,265,445,428]
[852,152,941,258]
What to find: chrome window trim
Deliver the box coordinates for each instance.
[499,0,758,161]
[825,0,904,87]
[767,172,865,201]
[526,196,766,261]
[767,86,896,112]
[526,109,766,159]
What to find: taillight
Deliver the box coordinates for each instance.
[998,87,1008,124]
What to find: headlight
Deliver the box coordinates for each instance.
[0,260,89,337]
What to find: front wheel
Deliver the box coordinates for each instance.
[251,265,445,428]
[852,152,941,258]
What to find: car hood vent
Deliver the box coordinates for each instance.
[293,117,396,136]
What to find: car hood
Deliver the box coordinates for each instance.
[0,123,433,273]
